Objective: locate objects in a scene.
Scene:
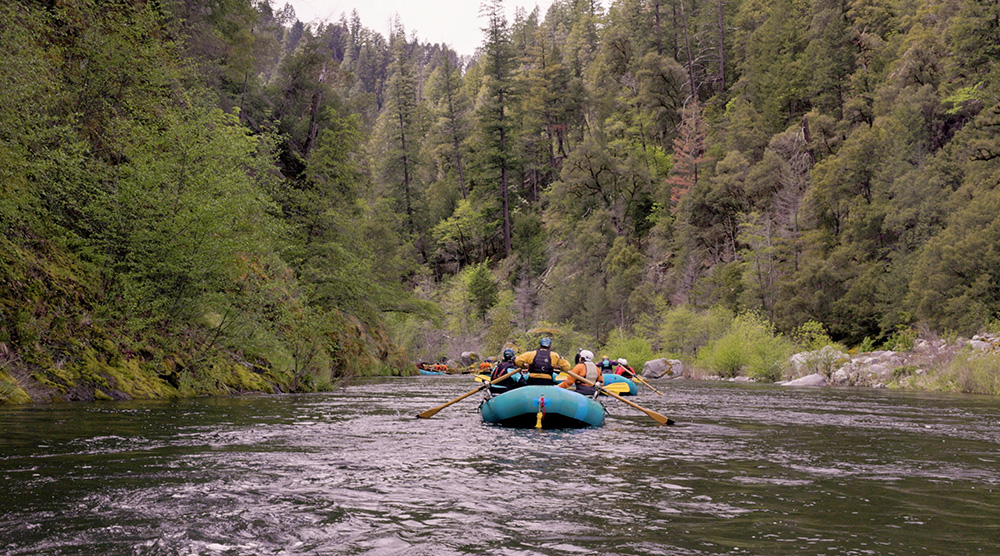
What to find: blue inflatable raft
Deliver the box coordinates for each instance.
[418,369,445,375]
[480,385,606,428]
[602,373,639,396]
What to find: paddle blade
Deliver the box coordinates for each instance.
[416,369,520,419]
[602,382,631,395]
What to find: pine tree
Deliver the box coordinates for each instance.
[478,0,517,258]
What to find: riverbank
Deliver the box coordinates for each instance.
[644,333,1000,396]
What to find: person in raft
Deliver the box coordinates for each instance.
[614,358,636,379]
[597,356,615,374]
[514,337,572,385]
[558,349,604,396]
[489,348,524,394]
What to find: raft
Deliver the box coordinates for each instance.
[480,385,606,428]
[602,373,639,396]
[551,372,638,396]
[418,369,445,375]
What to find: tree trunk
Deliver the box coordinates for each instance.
[679,0,697,99]
[716,0,725,93]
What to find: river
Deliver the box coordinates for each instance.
[1,376,999,555]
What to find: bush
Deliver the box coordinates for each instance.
[697,312,795,382]
[658,305,734,356]
[794,320,843,352]
[949,353,1000,395]
[598,328,657,370]
[883,326,918,351]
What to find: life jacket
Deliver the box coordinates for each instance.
[527,348,554,381]
[491,361,518,381]
[581,361,600,383]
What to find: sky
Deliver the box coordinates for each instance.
[282,0,556,57]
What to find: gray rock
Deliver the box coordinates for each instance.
[460,351,479,366]
[643,358,684,379]
[782,373,827,387]
[969,340,990,351]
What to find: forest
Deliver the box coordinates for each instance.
[1,0,999,403]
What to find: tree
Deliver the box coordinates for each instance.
[478,0,518,258]
[466,261,499,319]
[667,100,708,211]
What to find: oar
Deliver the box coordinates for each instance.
[602,381,631,395]
[416,369,522,419]
[632,374,664,396]
[566,370,674,425]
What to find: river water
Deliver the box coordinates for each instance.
[1,376,999,555]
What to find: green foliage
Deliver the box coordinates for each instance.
[696,312,795,381]
[925,353,1000,396]
[657,305,734,356]
[466,262,499,319]
[7,0,1000,403]
[508,323,595,362]
[598,329,657,371]
[0,371,31,405]
[483,290,517,355]
[856,337,877,353]
[793,320,841,351]
[883,326,918,352]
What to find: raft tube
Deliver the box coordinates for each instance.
[480,385,606,428]
[550,372,638,396]
[418,369,445,375]
[601,373,638,396]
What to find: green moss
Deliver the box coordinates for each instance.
[101,355,178,399]
[0,371,31,404]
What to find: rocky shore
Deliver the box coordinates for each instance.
[642,333,1000,390]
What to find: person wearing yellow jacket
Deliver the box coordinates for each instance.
[514,337,572,385]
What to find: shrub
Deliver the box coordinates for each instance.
[658,304,733,356]
[883,326,918,351]
[598,328,657,370]
[697,312,795,382]
[949,353,1000,395]
[857,336,878,353]
[793,320,843,352]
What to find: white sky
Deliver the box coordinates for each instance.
[282,0,556,57]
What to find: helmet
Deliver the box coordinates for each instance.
[619,358,628,366]
[503,348,515,361]
[539,337,552,348]
[579,349,594,362]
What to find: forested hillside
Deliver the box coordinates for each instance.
[2,0,999,402]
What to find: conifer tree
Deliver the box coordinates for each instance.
[478,0,517,258]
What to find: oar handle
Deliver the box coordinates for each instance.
[565,370,674,426]
[416,369,522,419]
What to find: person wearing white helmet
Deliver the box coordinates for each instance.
[558,349,603,396]
[614,357,636,379]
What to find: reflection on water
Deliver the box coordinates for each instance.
[2,377,999,555]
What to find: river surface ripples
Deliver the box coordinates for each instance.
[2,376,999,555]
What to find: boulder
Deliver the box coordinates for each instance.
[460,351,479,366]
[782,373,827,387]
[643,358,684,379]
